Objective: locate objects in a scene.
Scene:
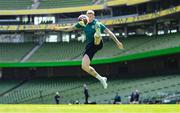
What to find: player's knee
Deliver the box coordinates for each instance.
[81,65,86,70]
[81,64,88,71]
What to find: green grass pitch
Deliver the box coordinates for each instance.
[0,104,179,113]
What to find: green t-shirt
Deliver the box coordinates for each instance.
[75,19,106,44]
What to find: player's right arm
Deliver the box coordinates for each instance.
[52,25,77,32]
[51,21,85,32]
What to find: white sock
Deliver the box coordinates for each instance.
[95,74,103,81]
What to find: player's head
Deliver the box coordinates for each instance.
[135,90,139,93]
[83,84,87,87]
[56,92,59,95]
[86,10,95,23]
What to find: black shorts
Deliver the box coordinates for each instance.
[83,41,103,61]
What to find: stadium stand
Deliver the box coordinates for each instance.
[58,74,180,104]
[26,33,180,62]
[0,74,179,104]
[0,0,32,10]
[38,0,93,9]
[26,42,86,62]
[0,79,22,96]
[115,33,180,56]
[0,77,95,104]
[0,43,36,62]
[0,0,153,10]
[0,33,179,62]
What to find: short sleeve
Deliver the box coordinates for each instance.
[100,23,106,33]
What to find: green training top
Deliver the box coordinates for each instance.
[75,19,106,44]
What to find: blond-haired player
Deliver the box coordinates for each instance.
[53,10,123,89]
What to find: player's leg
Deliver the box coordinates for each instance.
[94,22,102,45]
[81,54,97,77]
[85,96,88,104]
[81,54,107,89]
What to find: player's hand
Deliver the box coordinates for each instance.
[117,42,124,50]
[78,21,85,27]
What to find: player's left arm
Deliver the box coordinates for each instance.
[104,28,124,50]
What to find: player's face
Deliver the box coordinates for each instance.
[87,13,95,23]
